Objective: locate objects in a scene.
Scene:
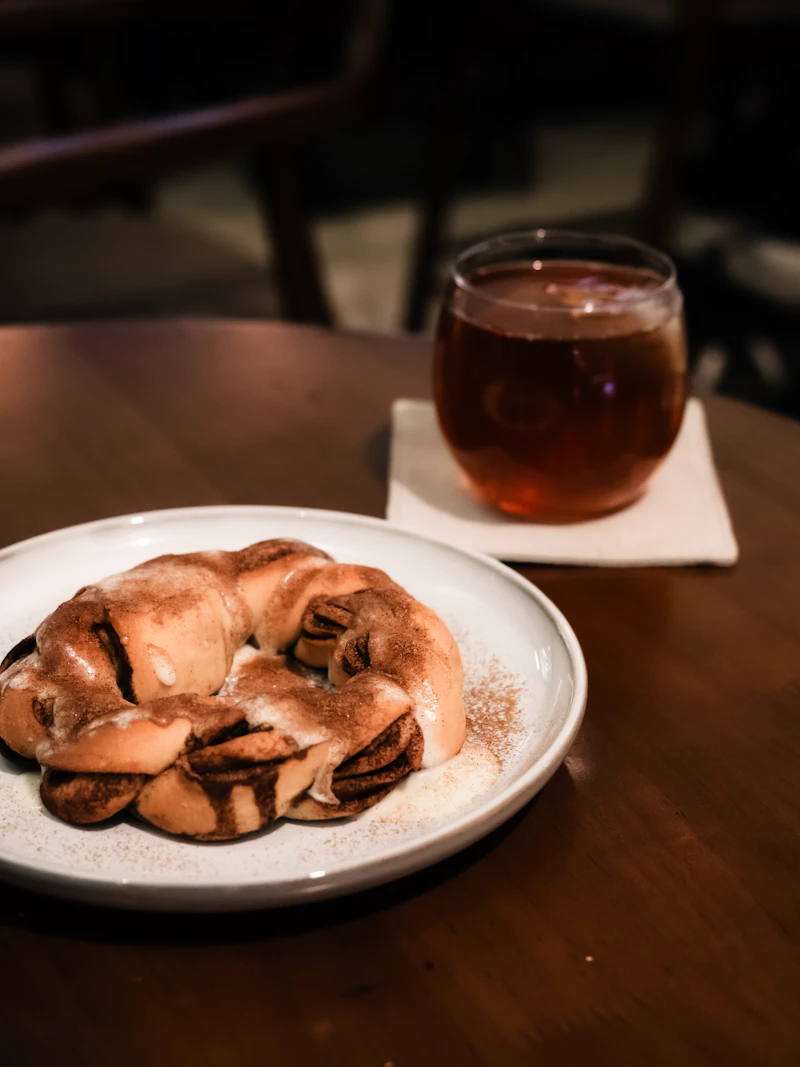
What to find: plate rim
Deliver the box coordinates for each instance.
[0,504,587,910]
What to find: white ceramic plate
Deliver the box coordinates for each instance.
[0,506,586,911]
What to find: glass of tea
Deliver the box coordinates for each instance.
[434,230,688,520]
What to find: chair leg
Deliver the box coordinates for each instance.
[638,0,722,249]
[403,72,466,333]
[250,147,334,326]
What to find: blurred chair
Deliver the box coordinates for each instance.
[401,0,674,331]
[401,0,796,331]
[0,0,389,325]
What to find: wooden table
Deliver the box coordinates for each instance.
[1,321,798,1067]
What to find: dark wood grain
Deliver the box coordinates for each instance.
[0,321,798,1066]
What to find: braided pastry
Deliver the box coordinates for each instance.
[0,540,465,839]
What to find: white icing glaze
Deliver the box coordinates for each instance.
[147,644,176,687]
[410,678,447,768]
[106,708,146,730]
[241,674,412,806]
[224,644,260,674]
[3,656,35,690]
[243,696,328,752]
[401,663,465,771]
[242,693,333,802]
[368,741,500,824]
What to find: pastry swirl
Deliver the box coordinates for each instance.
[0,539,465,839]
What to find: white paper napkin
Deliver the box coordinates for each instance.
[387,398,738,566]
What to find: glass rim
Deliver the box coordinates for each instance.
[451,228,678,313]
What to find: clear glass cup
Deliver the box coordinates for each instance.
[434,229,688,520]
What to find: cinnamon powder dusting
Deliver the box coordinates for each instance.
[462,652,524,767]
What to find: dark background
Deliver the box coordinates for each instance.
[1,0,799,417]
